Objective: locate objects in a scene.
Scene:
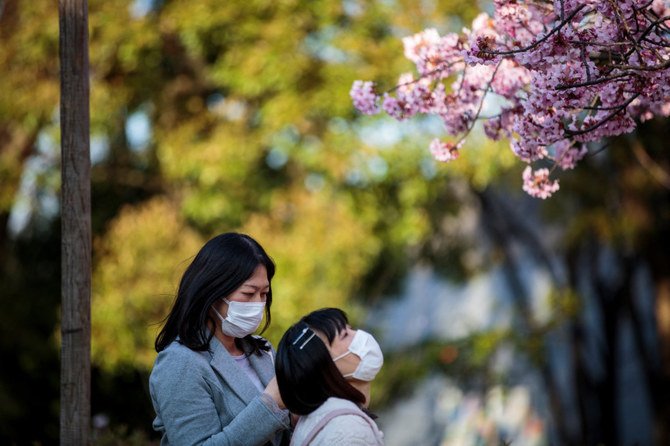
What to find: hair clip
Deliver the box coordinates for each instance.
[299,332,316,350]
[292,326,316,350]
[292,327,309,345]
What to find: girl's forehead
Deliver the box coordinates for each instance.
[316,325,356,349]
[313,329,329,346]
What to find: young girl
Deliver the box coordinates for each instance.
[276,308,384,445]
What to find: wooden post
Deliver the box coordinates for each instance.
[59,0,91,444]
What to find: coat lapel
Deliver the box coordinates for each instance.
[209,339,260,405]
[247,341,274,386]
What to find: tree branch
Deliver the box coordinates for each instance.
[481,5,587,56]
[631,139,670,189]
[556,73,633,90]
[565,93,640,137]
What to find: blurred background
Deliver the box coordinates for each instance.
[1,0,669,444]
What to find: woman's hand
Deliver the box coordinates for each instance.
[263,377,285,410]
[290,412,300,428]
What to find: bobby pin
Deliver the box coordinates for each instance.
[292,326,316,349]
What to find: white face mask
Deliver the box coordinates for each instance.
[213,298,265,338]
[332,329,384,381]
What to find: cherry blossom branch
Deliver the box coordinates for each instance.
[644,37,670,48]
[583,100,637,111]
[350,0,670,198]
[568,40,631,48]
[565,92,641,137]
[456,66,468,99]
[556,73,633,90]
[481,5,587,56]
[457,62,502,145]
[386,61,464,94]
[580,45,592,81]
[638,15,670,42]
[631,139,670,188]
[617,58,670,71]
[620,14,670,60]
[608,0,638,48]
[585,142,611,159]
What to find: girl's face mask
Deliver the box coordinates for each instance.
[332,329,384,382]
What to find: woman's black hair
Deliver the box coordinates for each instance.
[275,308,366,416]
[155,232,275,355]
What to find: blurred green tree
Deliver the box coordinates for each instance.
[2,0,500,442]
[82,0,495,372]
[2,0,667,443]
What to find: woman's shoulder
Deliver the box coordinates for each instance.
[157,340,210,359]
[248,334,274,351]
[151,341,211,380]
[250,334,270,344]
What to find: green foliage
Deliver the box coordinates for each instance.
[0,1,59,211]
[3,0,668,442]
[82,0,494,373]
[92,197,204,370]
[240,186,381,344]
[2,0,516,441]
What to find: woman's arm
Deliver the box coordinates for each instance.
[150,348,288,445]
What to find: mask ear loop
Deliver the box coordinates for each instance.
[332,350,351,362]
[212,307,225,321]
[333,350,357,378]
[332,330,361,361]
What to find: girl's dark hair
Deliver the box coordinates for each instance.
[275,308,366,415]
[155,232,275,355]
[302,307,348,344]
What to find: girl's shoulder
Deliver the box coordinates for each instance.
[318,397,362,414]
[294,398,383,446]
[319,413,382,445]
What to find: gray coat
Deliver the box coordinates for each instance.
[150,336,291,445]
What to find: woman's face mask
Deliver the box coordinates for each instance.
[332,329,384,381]
[212,298,265,338]
[211,265,269,338]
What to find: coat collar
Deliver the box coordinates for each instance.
[247,337,275,385]
[208,335,274,404]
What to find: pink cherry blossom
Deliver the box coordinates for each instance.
[552,140,588,170]
[522,166,560,199]
[351,0,670,197]
[430,139,460,162]
[350,81,380,115]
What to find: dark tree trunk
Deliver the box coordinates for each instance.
[59,0,91,443]
[653,278,670,446]
[477,191,571,445]
[626,123,670,446]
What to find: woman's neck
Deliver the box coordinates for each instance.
[209,319,245,355]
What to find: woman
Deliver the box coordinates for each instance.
[275,308,385,446]
[150,233,291,445]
